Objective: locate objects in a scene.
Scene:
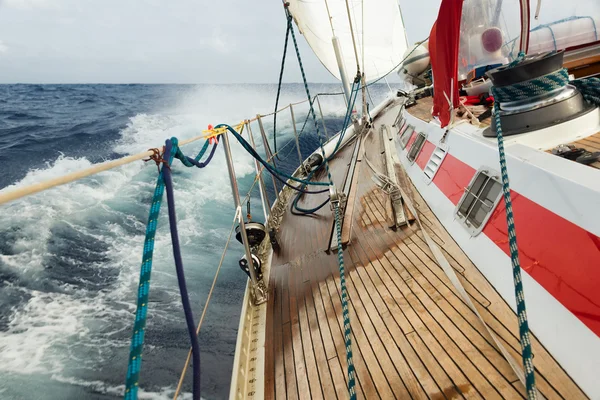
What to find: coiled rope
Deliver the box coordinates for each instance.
[572,77,600,105]
[125,137,218,400]
[492,68,569,103]
[493,60,600,107]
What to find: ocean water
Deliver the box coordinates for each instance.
[0,83,390,399]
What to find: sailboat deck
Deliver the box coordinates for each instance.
[263,107,586,399]
[559,131,600,169]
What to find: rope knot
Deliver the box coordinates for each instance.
[144,147,170,173]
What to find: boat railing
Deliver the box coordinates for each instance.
[0,91,341,208]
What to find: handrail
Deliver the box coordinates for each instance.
[0,132,209,207]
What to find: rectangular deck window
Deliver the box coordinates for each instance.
[455,168,503,236]
[399,126,414,149]
[407,132,427,164]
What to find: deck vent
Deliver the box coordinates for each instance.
[399,125,414,149]
[455,168,503,236]
[407,132,427,164]
[423,145,448,183]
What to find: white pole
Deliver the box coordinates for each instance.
[332,36,352,106]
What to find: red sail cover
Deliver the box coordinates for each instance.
[430,0,463,127]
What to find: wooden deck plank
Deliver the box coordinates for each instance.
[320,266,377,399]
[297,281,325,400]
[303,280,339,400]
[270,267,284,400]
[282,319,299,400]
[355,230,494,400]
[544,131,600,170]
[288,266,310,399]
[399,169,582,399]
[325,256,397,399]
[346,245,434,399]
[263,109,587,399]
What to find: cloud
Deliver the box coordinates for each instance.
[0,40,8,53]
[2,0,55,9]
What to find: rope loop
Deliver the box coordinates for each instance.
[143,147,169,173]
[492,68,569,104]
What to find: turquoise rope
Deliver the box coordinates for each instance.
[124,139,211,399]
[572,77,600,105]
[333,204,356,399]
[491,89,537,399]
[124,144,176,400]
[287,8,356,398]
[493,68,569,103]
[489,59,600,398]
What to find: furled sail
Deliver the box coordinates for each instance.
[286,0,408,82]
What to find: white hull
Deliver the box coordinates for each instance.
[396,102,600,397]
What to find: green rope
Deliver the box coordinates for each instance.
[286,6,356,398]
[489,58,600,398]
[493,68,569,103]
[124,146,176,400]
[333,203,356,399]
[490,89,537,400]
[572,77,600,105]
[124,140,211,399]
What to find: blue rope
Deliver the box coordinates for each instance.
[491,87,537,400]
[490,64,600,398]
[216,124,329,193]
[162,138,204,400]
[125,137,219,400]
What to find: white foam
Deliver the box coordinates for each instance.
[0,83,359,393]
[51,375,195,400]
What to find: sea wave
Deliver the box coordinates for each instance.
[0,83,388,398]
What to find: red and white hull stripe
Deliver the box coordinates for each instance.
[395,108,600,398]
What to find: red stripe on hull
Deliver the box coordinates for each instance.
[432,153,474,205]
[483,194,600,335]
[416,141,436,170]
[431,153,600,336]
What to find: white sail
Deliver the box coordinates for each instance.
[287,0,408,82]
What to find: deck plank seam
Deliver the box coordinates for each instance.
[346,245,433,400]
[354,230,488,399]
[361,218,525,399]
[324,254,394,399]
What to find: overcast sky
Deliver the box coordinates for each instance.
[0,0,439,83]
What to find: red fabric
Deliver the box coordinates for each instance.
[429,0,463,128]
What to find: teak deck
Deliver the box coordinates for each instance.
[560,131,600,170]
[263,107,586,399]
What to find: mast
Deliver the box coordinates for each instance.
[343,0,368,118]
[324,0,352,107]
